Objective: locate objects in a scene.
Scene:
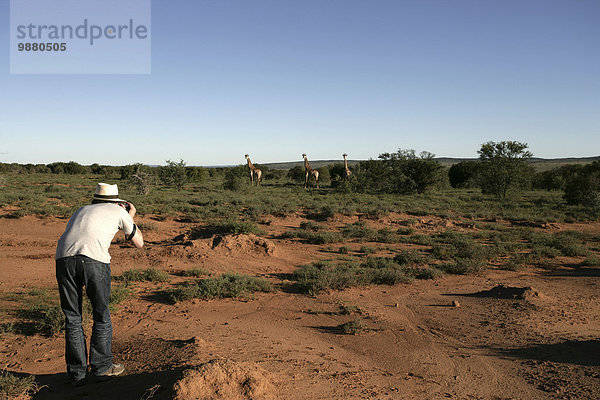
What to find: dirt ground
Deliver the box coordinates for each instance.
[1,215,599,399]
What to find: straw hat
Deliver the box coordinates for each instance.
[92,183,126,202]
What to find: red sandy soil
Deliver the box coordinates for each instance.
[1,215,599,399]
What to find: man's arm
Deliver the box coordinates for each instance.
[123,202,144,248]
[130,228,144,248]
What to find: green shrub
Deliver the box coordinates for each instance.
[500,253,537,271]
[136,221,158,232]
[109,284,132,307]
[0,322,15,337]
[27,303,64,336]
[189,220,265,238]
[337,318,366,335]
[159,159,188,191]
[477,141,533,199]
[223,165,248,191]
[396,227,414,235]
[563,162,600,209]
[442,258,487,275]
[339,246,350,254]
[529,245,561,259]
[299,221,325,231]
[341,221,375,240]
[118,268,170,283]
[306,206,335,221]
[414,266,445,280]
[548,232,590,257]
[374,228,400,243]
[394,249,427,265]
[170,274,273,302]
[338,304,363,315]
[292,258,414,295]
[281,229,342,244]
[359,245,374,254]
[580,255,600,267]
[352,149,443,194]
[448,161,480,188]
[0,370,38,399]
[183,267,211,277]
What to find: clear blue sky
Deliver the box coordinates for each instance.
[1,0,599,166]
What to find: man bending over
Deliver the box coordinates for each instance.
[55,183,143,386]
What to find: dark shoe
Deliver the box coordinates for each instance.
[95,363,125,381]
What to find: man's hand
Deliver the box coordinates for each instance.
[126,202,136,218]
[119,202,136,218]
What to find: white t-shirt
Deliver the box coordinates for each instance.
[55,203,135,264]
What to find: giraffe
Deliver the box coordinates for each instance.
[244,154,262,186]
[302,153,319,189]
[343,153,352,177]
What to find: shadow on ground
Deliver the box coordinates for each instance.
[33,367,186,400]
[541,265,600,278]
[499,339,600,367]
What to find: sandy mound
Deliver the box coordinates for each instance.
[173,359,277,400]
[211,234,277,256]
[475,284,542,300]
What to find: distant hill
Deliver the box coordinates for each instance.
[257,156,599,171]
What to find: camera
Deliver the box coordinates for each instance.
[121,202,131,212]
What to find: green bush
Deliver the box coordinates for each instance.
[306,206,335,221]
[341,221,375,240]
[414,266,445,280]
[223,165,249,191]
[394,249,427,265]
[359,245,374,254]
[189,220,265,238]
[109,285,132,307]
[442,258,487,275]
[374,228,400,243]
[338,304,363,315]
[563,162,600,210]
[170,274,273,302]
[299,221,325,231]
[183,267,211,277]
[336,318,366,335]
[159,159,188,191]
[580,255,600,267]
[118,268,170,283]
[0,370,38,399]
[339,246,350,254]
[477,141,534,199]
[292,258,414,295]
[21,303,65,337]
[448,161,480,188]
[281,229,342,244]
[0,322,15,337]
[351,149,443,194]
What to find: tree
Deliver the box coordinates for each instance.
[532,164,583,191]
[223,165,248,191]
[159,159,187,191]
[128,164,157,195]
[477,141,533,199]
[374,149,443,194]
[564,161,600,210]
[287,166,305,183]
[448,161,480,188]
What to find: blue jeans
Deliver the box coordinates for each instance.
[56,255,113,381]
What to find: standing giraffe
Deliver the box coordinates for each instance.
[244,154,262,186]
[302,153,319,189]
[343,153,352,177]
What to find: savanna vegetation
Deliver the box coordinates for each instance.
[0,141,599,304]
